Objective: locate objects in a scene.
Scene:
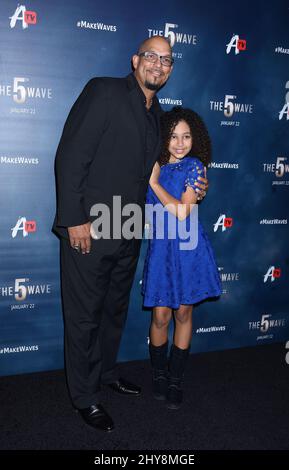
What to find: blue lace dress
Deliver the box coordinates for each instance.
[142,156,222,309]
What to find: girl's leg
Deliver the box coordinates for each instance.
[174,304,193,349]
[149,306,172,400]
[167,304,193,410]
[150,306,172,346]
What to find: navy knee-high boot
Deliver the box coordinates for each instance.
[149,341,168,400]
[167,343,190,410]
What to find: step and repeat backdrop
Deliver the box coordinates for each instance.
[0,0,288,376]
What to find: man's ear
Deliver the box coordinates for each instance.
[132,54,140,70]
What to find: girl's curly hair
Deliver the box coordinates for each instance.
[158,106,212,167]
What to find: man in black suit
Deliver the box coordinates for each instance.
[54,36,208,432]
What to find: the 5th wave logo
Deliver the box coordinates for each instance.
[9,4,37,29]
[148,23,196,48]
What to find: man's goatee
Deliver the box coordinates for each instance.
[145,80,160,91]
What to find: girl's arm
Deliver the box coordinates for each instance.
[149,163,198,221]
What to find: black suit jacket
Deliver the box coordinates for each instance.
[53,73,163,245]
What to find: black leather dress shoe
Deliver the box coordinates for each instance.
[107,378,141,396]
[78,404,114,432]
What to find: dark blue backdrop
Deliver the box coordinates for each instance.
[0,0,288,376]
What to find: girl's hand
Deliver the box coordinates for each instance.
[194,167,209,201]
[149,162,161,187]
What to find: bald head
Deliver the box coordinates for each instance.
[137,36,172,55]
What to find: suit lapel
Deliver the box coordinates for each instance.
[126,74,146,174]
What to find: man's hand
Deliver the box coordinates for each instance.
[194,167,209,201]
[68,222,91,254]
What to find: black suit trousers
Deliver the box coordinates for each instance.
[60,238,140,409]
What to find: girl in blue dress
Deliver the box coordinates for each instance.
[142,106,221,410]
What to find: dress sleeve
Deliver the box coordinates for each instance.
[183,158,205,193]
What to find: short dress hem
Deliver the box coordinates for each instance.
[143,289,221,310]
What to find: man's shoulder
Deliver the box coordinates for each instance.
[84,76,128,92]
